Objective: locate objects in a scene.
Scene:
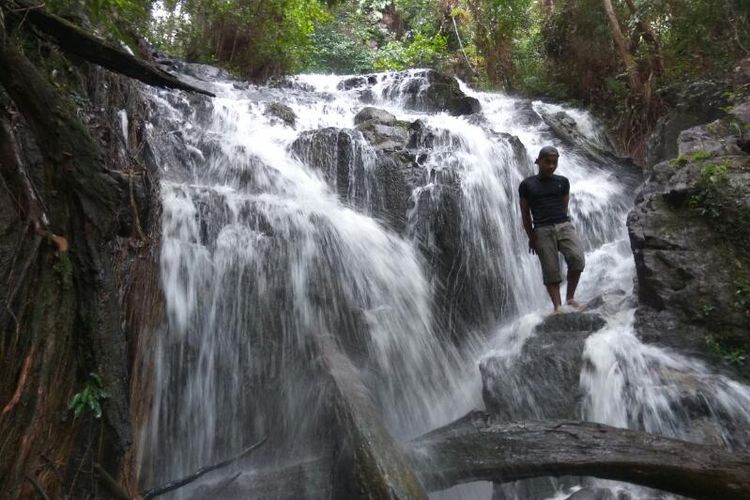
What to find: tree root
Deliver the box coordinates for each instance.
[1,347,34,416]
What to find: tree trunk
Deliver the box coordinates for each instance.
[0,15,135,498]
[601,0,642,93]
[408,411,750,499]
[623,0,664,76]
[5,0,214,96]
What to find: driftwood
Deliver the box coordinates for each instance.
[408,411,750,500]
[3,0,215,97]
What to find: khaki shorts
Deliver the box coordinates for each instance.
[534,221,585,284]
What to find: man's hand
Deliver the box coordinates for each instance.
[528,234,537,255]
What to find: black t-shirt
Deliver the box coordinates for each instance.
[518,174,570,226]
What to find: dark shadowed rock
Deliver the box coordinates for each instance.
[480,312,607,421]
[535,311,607,334]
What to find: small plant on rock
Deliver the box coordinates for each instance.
[705,335,747,367]
[68,373,109,419]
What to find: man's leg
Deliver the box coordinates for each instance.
[566,269,582,304]
[559,222,586,308]
[545,282,562,313]
[535,226,562,313]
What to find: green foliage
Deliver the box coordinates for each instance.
[46,0,151,46]
[705,335,747,367]
[701,162,730,183]
[305,9,375,73]
[465,0,537,87]
[68,373,109,419]
[672,150,713,167]
[149,0,328,78]
[734,275,750,317]
[688,163,730,218]
[374,32,448,71]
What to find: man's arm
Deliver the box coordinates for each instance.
[563,193,570,215]
[520,197,536,254]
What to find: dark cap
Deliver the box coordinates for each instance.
[535,145,559,163]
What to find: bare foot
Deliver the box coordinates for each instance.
[549,308,563,317]
[566,300,587,312]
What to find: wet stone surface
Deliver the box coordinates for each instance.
[481,312,607,421]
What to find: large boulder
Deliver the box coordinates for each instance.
[383,70,481,116]
[480,312,607,421]
[289,119,423,233]
[628,95,750,375]
[645,80,730,166]
[481,312,606,500]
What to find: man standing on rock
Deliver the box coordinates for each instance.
[519,146,586,314]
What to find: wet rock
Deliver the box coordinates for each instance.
[512,100,543,126]
[540,110,589,147]
[291,128,366,203]
[341,70,482,115]
[403,71,481,116]
[535,311,606,334]
[566,488,616,500]
[480,312,607,420]
[266,76,315,92]
[264,101,296,127]
[538,109,634,172]
[165,60,233,81]
[338,76,368,90]
[290,127,419,232]
[354,106,397,125]
[359,88,376,104]
[353,107,410,152]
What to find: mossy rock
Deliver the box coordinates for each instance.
[264,101,296,127]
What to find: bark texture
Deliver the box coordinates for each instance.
[0,16,145,497]
[408,411,750,499]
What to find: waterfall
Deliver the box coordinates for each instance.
[138,68,750,499]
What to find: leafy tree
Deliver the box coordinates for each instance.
[466,0,535,88]
[306,8,375,73]
[148,0,327,79]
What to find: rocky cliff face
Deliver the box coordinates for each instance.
[628,63,750,376]
[290,93,527,340]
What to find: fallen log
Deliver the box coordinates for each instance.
[408,411,750,500]
[3,0,215,97]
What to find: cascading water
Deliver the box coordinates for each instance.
[137,67,750,499]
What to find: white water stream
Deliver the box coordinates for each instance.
[138,68,750,499]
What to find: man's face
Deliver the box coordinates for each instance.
[538,155,559,176]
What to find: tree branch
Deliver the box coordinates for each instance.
[3,0,215,97]
[141,436,267,500]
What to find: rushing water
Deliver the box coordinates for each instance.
[138,68,750,499]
